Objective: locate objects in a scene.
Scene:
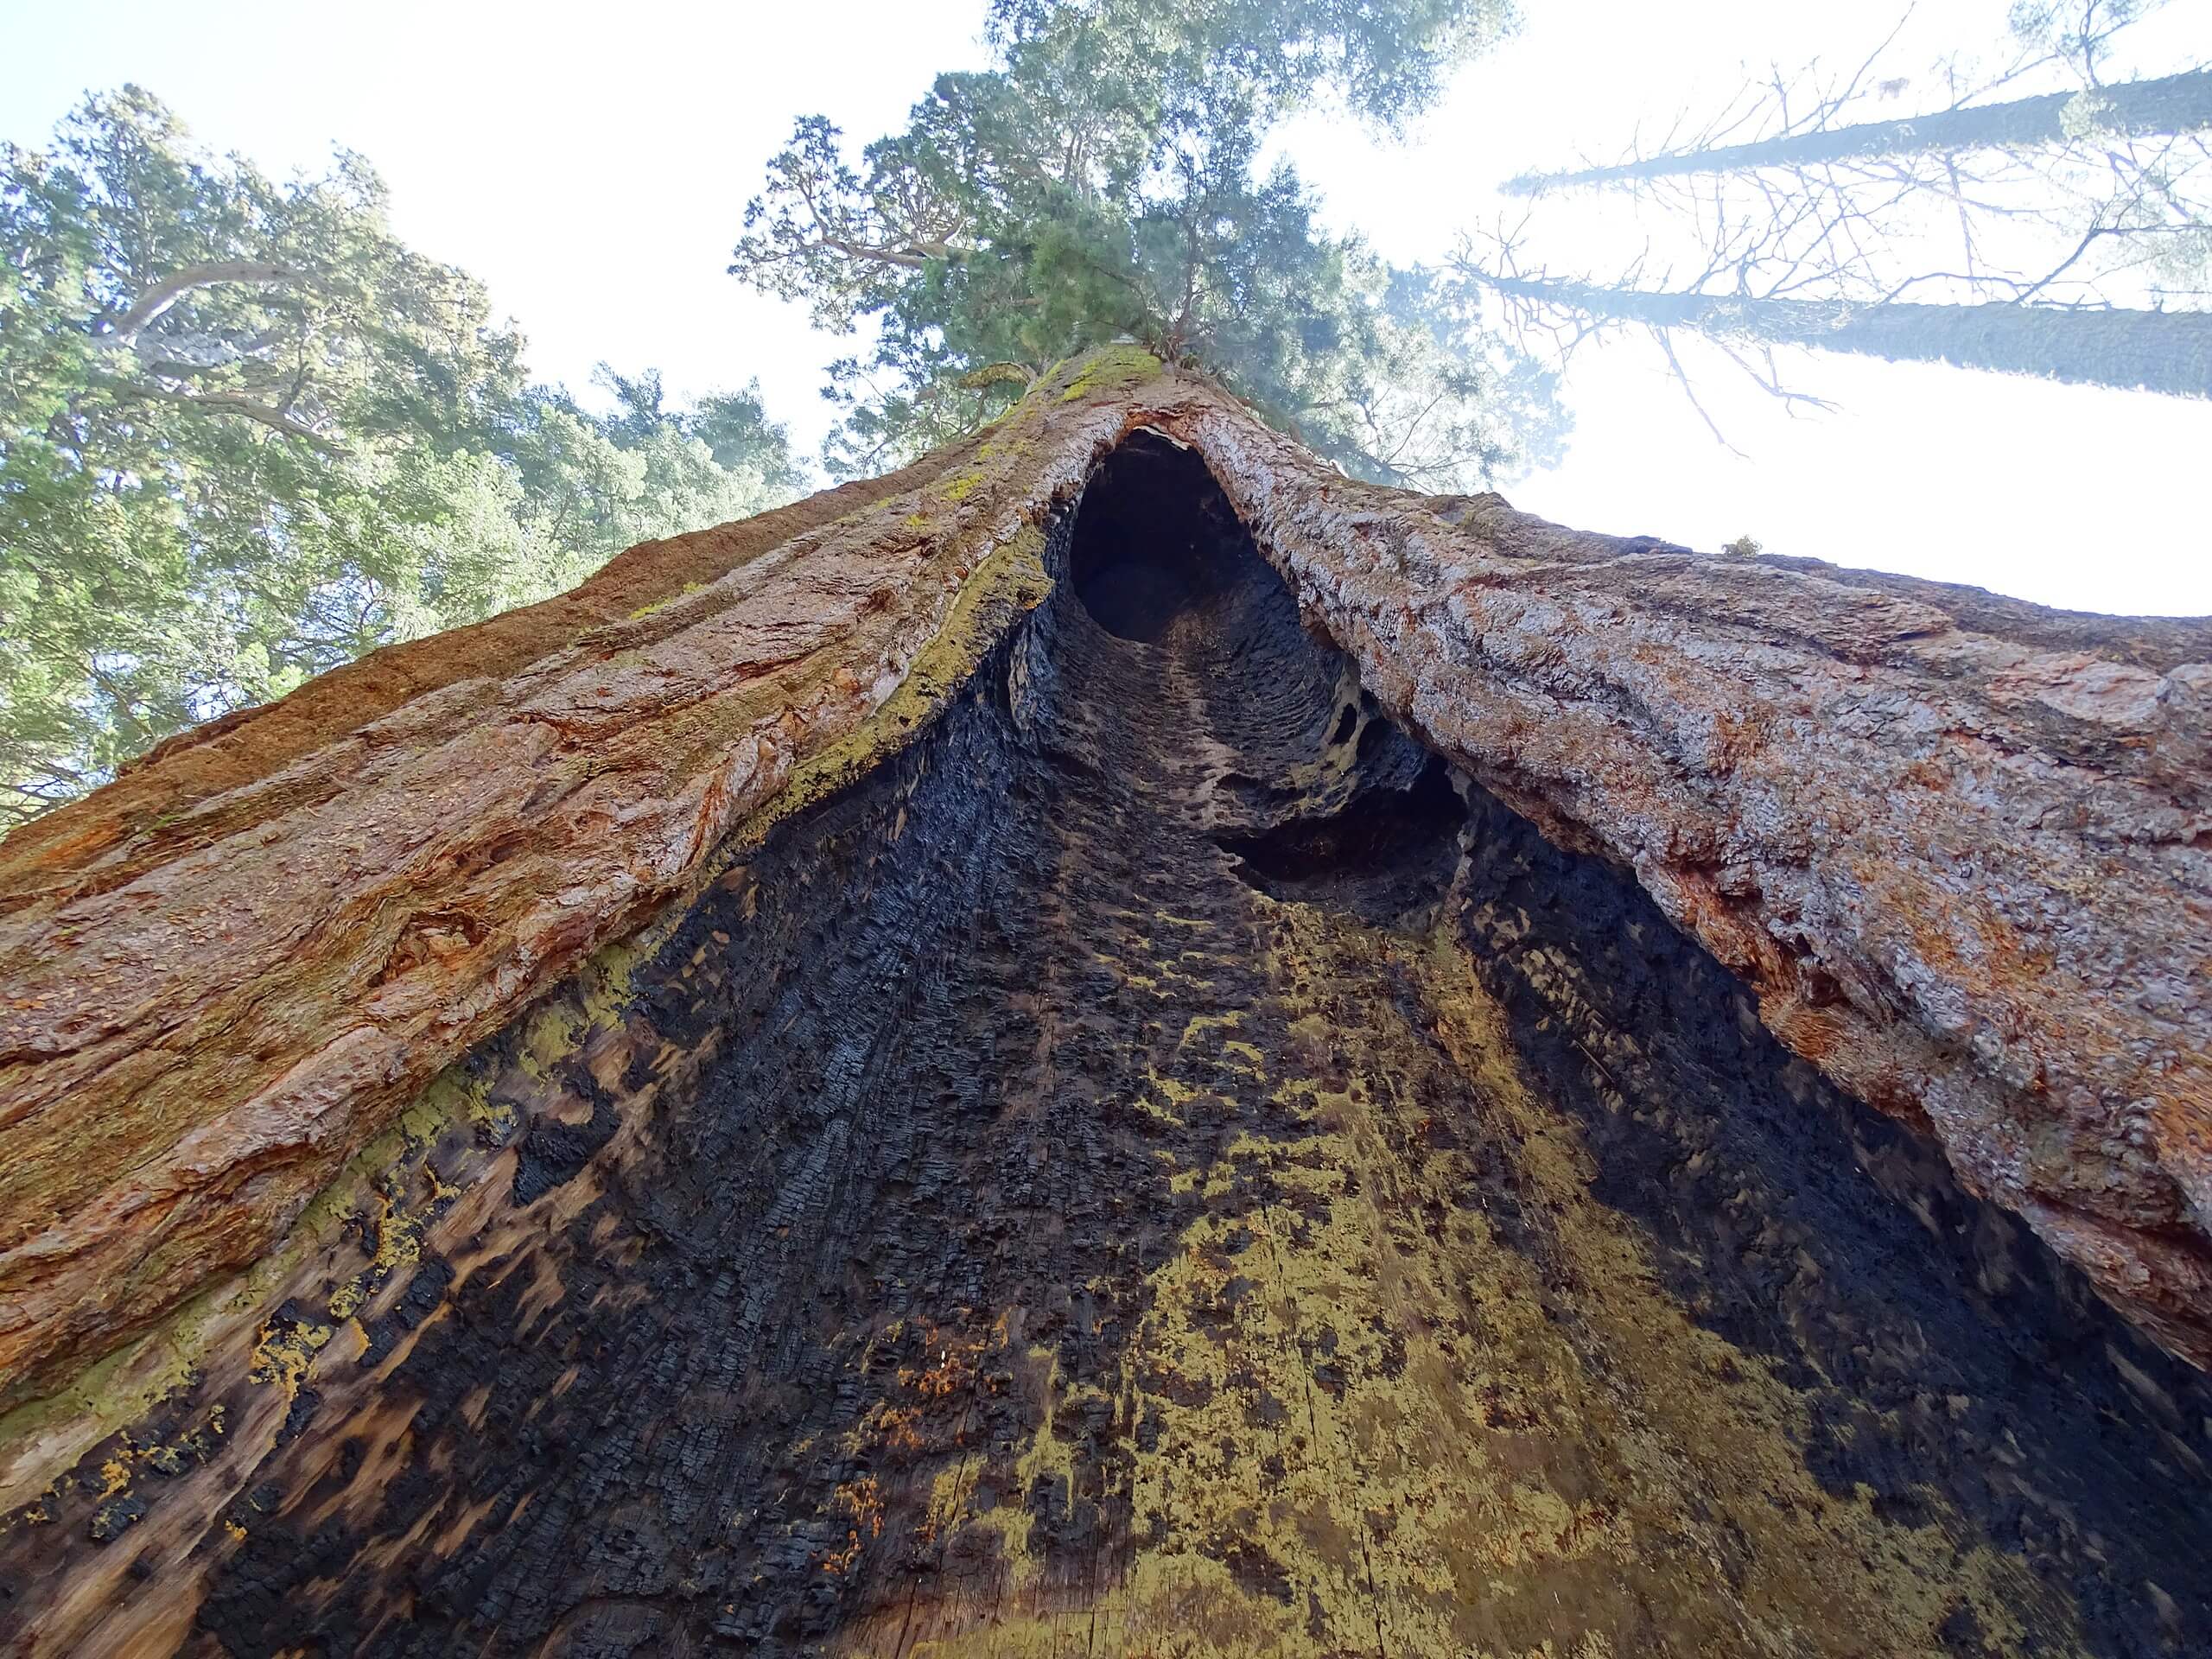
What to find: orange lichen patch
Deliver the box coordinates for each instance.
[872,1406,929,1457]
[246,1316,334,1401]
[896,1314,1006,1402]
[821,1477,886,1574]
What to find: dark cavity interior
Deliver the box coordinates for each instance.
[35,432,2212,1659]
[1068,432,1254,642]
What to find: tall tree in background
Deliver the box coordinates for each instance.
[1503,68,2212,196]
[1,89,801,825]
[1459,266,2212,397]
[1459,0,2212,435]
[732,0,1563,487]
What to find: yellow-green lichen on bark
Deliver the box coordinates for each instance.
[827,894,2087,1659]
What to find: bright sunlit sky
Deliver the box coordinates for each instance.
[4,0,2209,613]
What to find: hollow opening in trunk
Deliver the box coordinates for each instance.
[1068,429,1255,643]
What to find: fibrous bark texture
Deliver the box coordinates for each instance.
[1,352,2208,1656]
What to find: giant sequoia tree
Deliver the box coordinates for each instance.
[5,9,2212,1656]
[2,351,2209,1657]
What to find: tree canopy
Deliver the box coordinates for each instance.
[732,0,1562,487]
[1,89,802,824]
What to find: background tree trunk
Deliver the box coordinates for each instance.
[1467,267,2212,396]
[1504,66,2212,194]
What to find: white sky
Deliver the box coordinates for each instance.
[3,0,2209,614]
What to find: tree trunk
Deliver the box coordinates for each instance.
[1504,66,2212,194]
[1470,268,2212,397]
[3,349,2210,1656]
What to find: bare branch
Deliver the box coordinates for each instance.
[1653,328,1750,454]
[94,261,302,348]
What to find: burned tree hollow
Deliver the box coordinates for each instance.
[7,427,2211,1659]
